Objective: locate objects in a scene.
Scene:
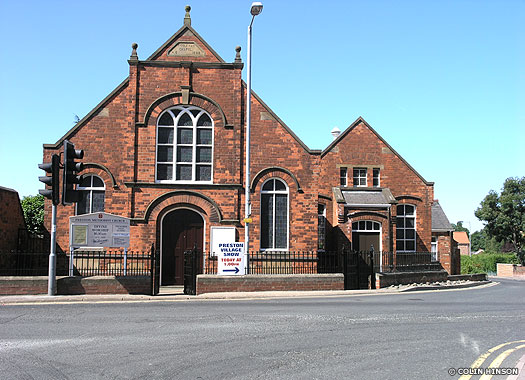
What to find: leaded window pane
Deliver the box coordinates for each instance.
[262,181,273,191]
[197,113,212,126]
[80,176,91,187]
[91,177,103,187]
[157,164,173,180]
[159,112,174,126]
[275,194,288,248]
[176,165,192,180]
[177,147,192,162]
[177,128,193,144]
[196,165,211,181]
[274,180,286,191]
[261,194,273,248]
[178,113,192,126]
[359,221,366,230]
[197,129,212,144]
[92,191,105,213]
[157,146,173,162]
[366,221,373,230]
[196,147,212,163]
[190,109,201,118]
[158,128,174,144]
[77,192,90,215]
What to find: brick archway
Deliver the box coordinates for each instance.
[144,190,222,224]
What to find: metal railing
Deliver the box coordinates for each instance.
[70,250,152,277]
[203,250,442,275]
[0,251,68,276]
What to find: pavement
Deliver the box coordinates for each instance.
[0,279,496,305]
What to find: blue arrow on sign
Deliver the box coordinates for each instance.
[224,267,240,274]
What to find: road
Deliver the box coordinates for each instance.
[0,279,524,380]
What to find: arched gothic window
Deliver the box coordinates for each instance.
[260,178,289,250]
[76,175,105,215]
[156,106,213,182]
[396,204,416,251]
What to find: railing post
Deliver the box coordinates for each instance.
[123,248,127,276]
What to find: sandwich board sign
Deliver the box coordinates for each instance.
[217,242,245,275]
[69,212,130,248]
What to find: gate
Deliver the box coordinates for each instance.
[318,248,374,290]
[356,248,375,289]
[183,247,200,295]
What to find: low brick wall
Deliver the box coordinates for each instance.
[375,271,449,288]
[196,274,344,295]
[0,276,151,295]
[0,276,48,295]
[497,263,525,278]
[448,274,487,281]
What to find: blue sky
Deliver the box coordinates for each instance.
[0,0,523,232]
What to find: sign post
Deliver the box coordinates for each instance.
[217,242,245,276]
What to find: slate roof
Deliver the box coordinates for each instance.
[340,188,397,207]
[432,200,453,232]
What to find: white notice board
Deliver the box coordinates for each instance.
[69,212,130,248]
[210,226,236,257]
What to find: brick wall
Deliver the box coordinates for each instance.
[0,187,26,251]
[497,264,525,277]
[196,274,344,295]
[0,276,151,295]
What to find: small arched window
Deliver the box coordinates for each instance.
[260,178,289,250]
[76,175,105,215]
[396,204,416,251]
[156,106,213,182]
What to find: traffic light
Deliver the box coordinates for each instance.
[62,140,84,205]
[38,154,60,205]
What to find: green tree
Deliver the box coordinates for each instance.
[20,194,45,234]
[451,221,470,237]
[475,177,525,256]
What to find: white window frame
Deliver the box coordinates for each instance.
[373,168,380,188]
[396,204,417,252]
[76,175,105,215]
[260,178,289,251]
[351,220,383,252]
[155,105,214,184]
[340,167,347,187]
[353,168,367,187]
[431,237,438,262]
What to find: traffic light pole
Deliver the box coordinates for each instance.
[48,203,57,296]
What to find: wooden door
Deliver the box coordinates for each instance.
[161,209,203,285]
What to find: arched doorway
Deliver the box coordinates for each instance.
[352,221,382,252]
[161,209,204,285]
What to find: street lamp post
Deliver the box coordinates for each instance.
[245,2,263,273]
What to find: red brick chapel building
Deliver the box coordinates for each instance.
[42,7,457,285]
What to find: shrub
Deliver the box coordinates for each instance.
[461,252,519,274]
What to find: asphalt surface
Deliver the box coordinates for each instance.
[0,279,523,380]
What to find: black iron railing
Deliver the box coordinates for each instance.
[70,250,152,276]
[0,251,68,276]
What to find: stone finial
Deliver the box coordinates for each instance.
[130,43,138,60]
[234,46,242,63]
[184,5,191,26]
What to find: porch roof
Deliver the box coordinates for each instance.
[340,188,397,208]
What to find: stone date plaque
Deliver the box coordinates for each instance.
[168,41,205,57]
